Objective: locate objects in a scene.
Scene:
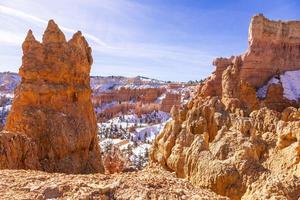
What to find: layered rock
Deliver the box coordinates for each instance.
[92,84,193,122]
[0,20,103,173]
[151,14,300,200]
[160,92,181,112]
[245,14,300,87]
[93,88,166,106]
[201,14,300,110]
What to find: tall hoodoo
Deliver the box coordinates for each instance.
[0,20,103,174]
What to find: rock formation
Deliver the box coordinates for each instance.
[151,14,300,200]
[160,92,181,112]
[102,144,126,174]
[92,84,192,122]
[0,166,229,199]
[201,14,300,109]
[0,20,103,173]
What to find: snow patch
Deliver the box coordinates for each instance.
[257,78,280,99]
[257,69,300,101]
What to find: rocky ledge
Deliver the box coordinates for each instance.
[0,166,228,200]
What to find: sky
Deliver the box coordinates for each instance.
[1,0,300,82]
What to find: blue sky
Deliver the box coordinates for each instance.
[0,0,300,81]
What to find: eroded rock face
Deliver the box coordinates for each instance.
[151,95,300,199]
[160,92,181,112]
[200,14,300,111]
[245,14,300,88]
[0,20,103,174]
[151,14,300,200]
[102,145,126,174]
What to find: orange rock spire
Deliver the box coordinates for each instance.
[0,20,104,174]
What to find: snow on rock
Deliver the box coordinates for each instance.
[155,93,166,104]
[133,122,167,142]
[91,75,166,93]
[0,72,20,94]
[257,69,300,101]
[95,101,118,114]
[132,143,151,157]
[280,70,300,100]
[98,110,170,169]
[257,78,280,99]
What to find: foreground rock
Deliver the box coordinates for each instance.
[0,20,103,173]
[151,14,300,200]
[0,166,228,200]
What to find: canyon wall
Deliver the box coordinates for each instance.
[93,84,191,122]
[0,20,103,173]
[202,14,300,98]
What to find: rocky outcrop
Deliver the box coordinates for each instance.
[93,88,165,105]
[151,14,300,200]
[102,145,126,174]
[93,85,192,122]
[0,166,229,200]
[200,14,300,111]
[0,131,40,169]
[151,96,300,199]
[0,20,103,173]
[244,14,300,87]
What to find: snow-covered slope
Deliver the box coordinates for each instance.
[0,72,20,96]
[91,75,166,93]
[257,69,300,101]
[98,111,170,169]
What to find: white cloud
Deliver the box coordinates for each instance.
[0,4,108,46]
[0,30,23,45]
[0,4,46,24]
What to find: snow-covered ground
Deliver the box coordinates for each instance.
[257,69,300,101]
[98,111,170,168]
[0,72,20,94]
[155,93,166,104]
[95,101,118,114]
[91,75,167,93]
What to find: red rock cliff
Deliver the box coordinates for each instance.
[202,14,300,97]
[199,14,300,112]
